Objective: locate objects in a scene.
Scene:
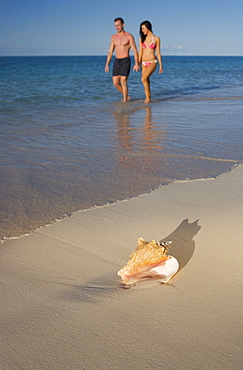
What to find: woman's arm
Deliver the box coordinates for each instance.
[156,36,163,73]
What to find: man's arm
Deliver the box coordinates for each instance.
[138,37,143,64]
[129,34,140,72]
[105,37,115,73]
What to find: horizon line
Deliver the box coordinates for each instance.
[0,54,242,57]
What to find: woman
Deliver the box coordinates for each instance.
[139,20,163,103]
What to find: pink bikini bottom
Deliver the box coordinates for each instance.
[142,60,157,67]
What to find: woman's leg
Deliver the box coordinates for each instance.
[141,63,157,103]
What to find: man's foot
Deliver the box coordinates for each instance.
[122,96,131,102]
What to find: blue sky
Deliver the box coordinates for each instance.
[1,0,242,56]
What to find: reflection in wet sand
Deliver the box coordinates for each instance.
[114,105,167,173]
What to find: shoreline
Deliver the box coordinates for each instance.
[1,161,240,244]
[1,163,242,369]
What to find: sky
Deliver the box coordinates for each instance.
[1,0,243,56]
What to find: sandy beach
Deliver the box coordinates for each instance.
[1,164,242,370]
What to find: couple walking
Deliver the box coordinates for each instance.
[105,17,163,103]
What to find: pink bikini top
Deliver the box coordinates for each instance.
[142,36,156,49]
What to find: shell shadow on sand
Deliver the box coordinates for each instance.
[62,218,201,300]
[160,218,201,272]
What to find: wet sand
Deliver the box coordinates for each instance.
[1,165,242,370]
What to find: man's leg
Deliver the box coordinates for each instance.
[120,76,129,102]
[113,76,129,102]
[113,76,123,95]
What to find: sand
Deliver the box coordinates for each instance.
[1,165,243,370]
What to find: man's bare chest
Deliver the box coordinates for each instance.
[113,35,130,47]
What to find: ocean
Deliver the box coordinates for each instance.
[0,55,243,241]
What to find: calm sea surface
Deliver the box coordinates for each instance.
[0,56,243,241]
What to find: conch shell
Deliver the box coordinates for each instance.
[117,238,179,287]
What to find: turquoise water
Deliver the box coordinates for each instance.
[0,56,243,240]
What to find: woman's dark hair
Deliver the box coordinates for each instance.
[140,20,153,43]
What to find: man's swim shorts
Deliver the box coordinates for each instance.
[113,57,131,77]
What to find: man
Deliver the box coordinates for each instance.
[105,17,140,102]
